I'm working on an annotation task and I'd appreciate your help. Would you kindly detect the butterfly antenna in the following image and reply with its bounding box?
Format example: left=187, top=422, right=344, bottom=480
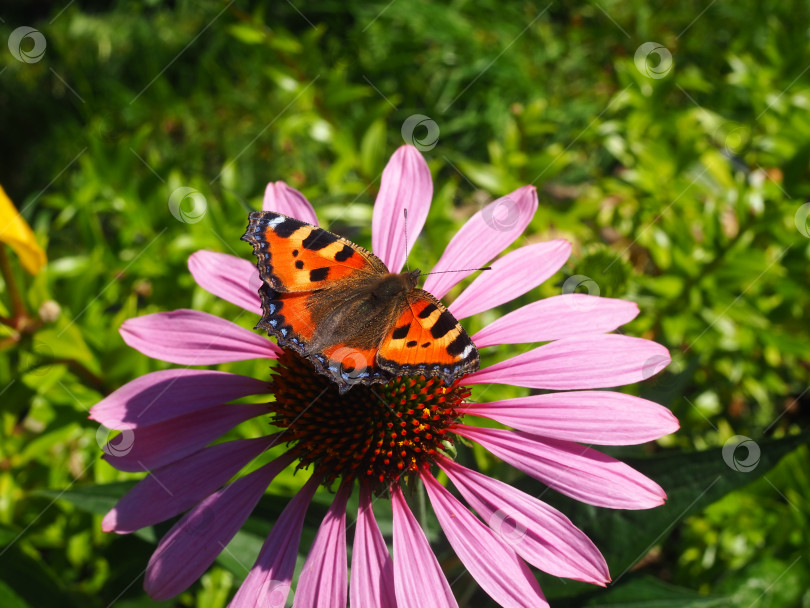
left=422, top=266, right=492, bottom=276
left=403, top=208, right=410, bottom=272
left=401, top=208, right=490, bottom=276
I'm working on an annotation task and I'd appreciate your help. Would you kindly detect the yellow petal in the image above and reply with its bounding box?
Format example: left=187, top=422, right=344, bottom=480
left=0, top=185, right=47, bottom=274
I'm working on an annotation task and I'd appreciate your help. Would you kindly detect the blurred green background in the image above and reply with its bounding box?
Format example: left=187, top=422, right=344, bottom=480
left=1, top=1, right=809, bottom=606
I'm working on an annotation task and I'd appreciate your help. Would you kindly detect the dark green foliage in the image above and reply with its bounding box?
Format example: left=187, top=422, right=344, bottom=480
left=1, top=1, right=808, bottom=606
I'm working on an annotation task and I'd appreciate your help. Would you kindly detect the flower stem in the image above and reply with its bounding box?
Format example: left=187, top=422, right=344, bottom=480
left=0, top=245, right=26, bottom=319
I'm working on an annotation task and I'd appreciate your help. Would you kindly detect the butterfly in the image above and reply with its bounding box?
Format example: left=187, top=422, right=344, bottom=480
left=242, top=211, right=480, bottom=393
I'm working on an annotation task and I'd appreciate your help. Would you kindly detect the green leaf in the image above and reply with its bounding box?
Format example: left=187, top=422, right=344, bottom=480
left=579, top=575, right=734, bottom=607
left=359, top=119, right=388, bottom=178
left=35, top=481, right=136, bottom=516
left=0, top=544, right=78, bottom=608
left=227, top=24, right=266, bottom=45
left=453, top=159, right=518, bottom=194
left=0, top=580, right=31, bottom=608
left=37, top=482, right=155, bottom=543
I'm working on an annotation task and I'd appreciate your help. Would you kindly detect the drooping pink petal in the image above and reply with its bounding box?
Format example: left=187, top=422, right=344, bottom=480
left=371, top=145, right=433, bottom=273
left=350, top=485, right=396, bottom=608
left=462, top=335, right=670, bottom=390
left=458, top=391, right=679, bottom=445
left=263, top=181, right=319, bottom=225
left=472, top=295, right=640, bottom=348
left=437, top=456, right=609, bottom=584
left=423, top=185, right=537, bottom=300
left=421, top=471, right=548, bottom=608
left=121, top=309, right=280, bottom=365
left=102, top=403, right=269, bottom=472
left=145, top=457, right=290, bottom=601
left=229, top=477, right=320, bottom=608
left=293, top=482, right=351, bottom=608
left=188, top=250, right=262, bottom=315
left=89, top=369, right=269, bottom=430
left=456, top=425, right=666, bottom=509
left=449, top=240, right=571, bottom=320
left=105, top=436, right=286, bottom=534
left=391, top=484, right=457, bottom=608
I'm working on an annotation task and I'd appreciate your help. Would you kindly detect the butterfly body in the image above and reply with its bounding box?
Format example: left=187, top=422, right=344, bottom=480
left=242, top=211, right=479, bottom=393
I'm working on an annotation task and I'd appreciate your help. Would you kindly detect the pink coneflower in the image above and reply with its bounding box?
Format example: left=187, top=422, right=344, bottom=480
left=90, top=145, right=678, bottom=607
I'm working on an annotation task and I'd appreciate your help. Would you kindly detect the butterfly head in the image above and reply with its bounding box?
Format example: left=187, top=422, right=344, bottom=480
left=405, top=268, right=421, bottom=285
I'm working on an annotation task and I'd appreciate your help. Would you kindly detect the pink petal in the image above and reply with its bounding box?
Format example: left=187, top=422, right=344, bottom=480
left=89, top=369, right=269, bottom=430
left=188, top=250, right=262, bottom=315
left=104, top=436, right=285, bottom=534
left=423, top=185, right=537, bottom=300
left=121, top=309, right=280, bottom=365
left=462, top=335, right=671, bottom=390
left=102, top=403, right=269, bottom=472
left=472, top=295, right=640, bottom=348
left=293, top=482, right=351, bottom=608
left=421, top=471, right=548, bottom=608
left=458, top=391, right=679, bottom=445
left=449, top=240, right=571, bottom=320
left=350, top=485, right=396, bottom=608
left=437, top=456, right=609, bottom=584
left=263, top=181, right=318, bottom=225
left=456, top=425, right=666, bottom=509
left=229, top=477, right=320, bottom=608
left=391, top=484, right=457, bottom=608
left=145, top=458, right=290, bottom=601
left=371, top=145, right=433, bottom=273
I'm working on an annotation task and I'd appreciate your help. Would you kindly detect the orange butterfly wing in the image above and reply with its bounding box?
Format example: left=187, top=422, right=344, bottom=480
left=242, top=211, right=385, bottom=294
left=243, top=212, right=392, bottom=389
left=243, top=211, right=480, bottom=392
left=377, top=289, right=479, bottom=386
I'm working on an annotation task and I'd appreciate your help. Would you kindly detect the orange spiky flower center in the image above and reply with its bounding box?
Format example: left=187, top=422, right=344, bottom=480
left=269, top=351, right=469, bottom=491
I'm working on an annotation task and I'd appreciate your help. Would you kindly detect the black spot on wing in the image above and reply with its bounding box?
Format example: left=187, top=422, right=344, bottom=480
left=334, top=244, right=354, bottom=262
left=392, top=323, right=411, bottom=340
left=273, top=218, right=301, bottom=238
left=418, top=303, right=438, bottom=319
left=430, top=311, right=456, bottom=339
left=309, top=267, right=330, bottom=282
left=421, top=342, right=431, bottom=348
left=302, top=229, right=340, bottom=251
left=295, top=260, right=304, bottom=269
left=446, top=333, right=470, bottom=357
left=407, top=340, right=418, bottom=348
left=292, top=249, right=299, bottom=257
